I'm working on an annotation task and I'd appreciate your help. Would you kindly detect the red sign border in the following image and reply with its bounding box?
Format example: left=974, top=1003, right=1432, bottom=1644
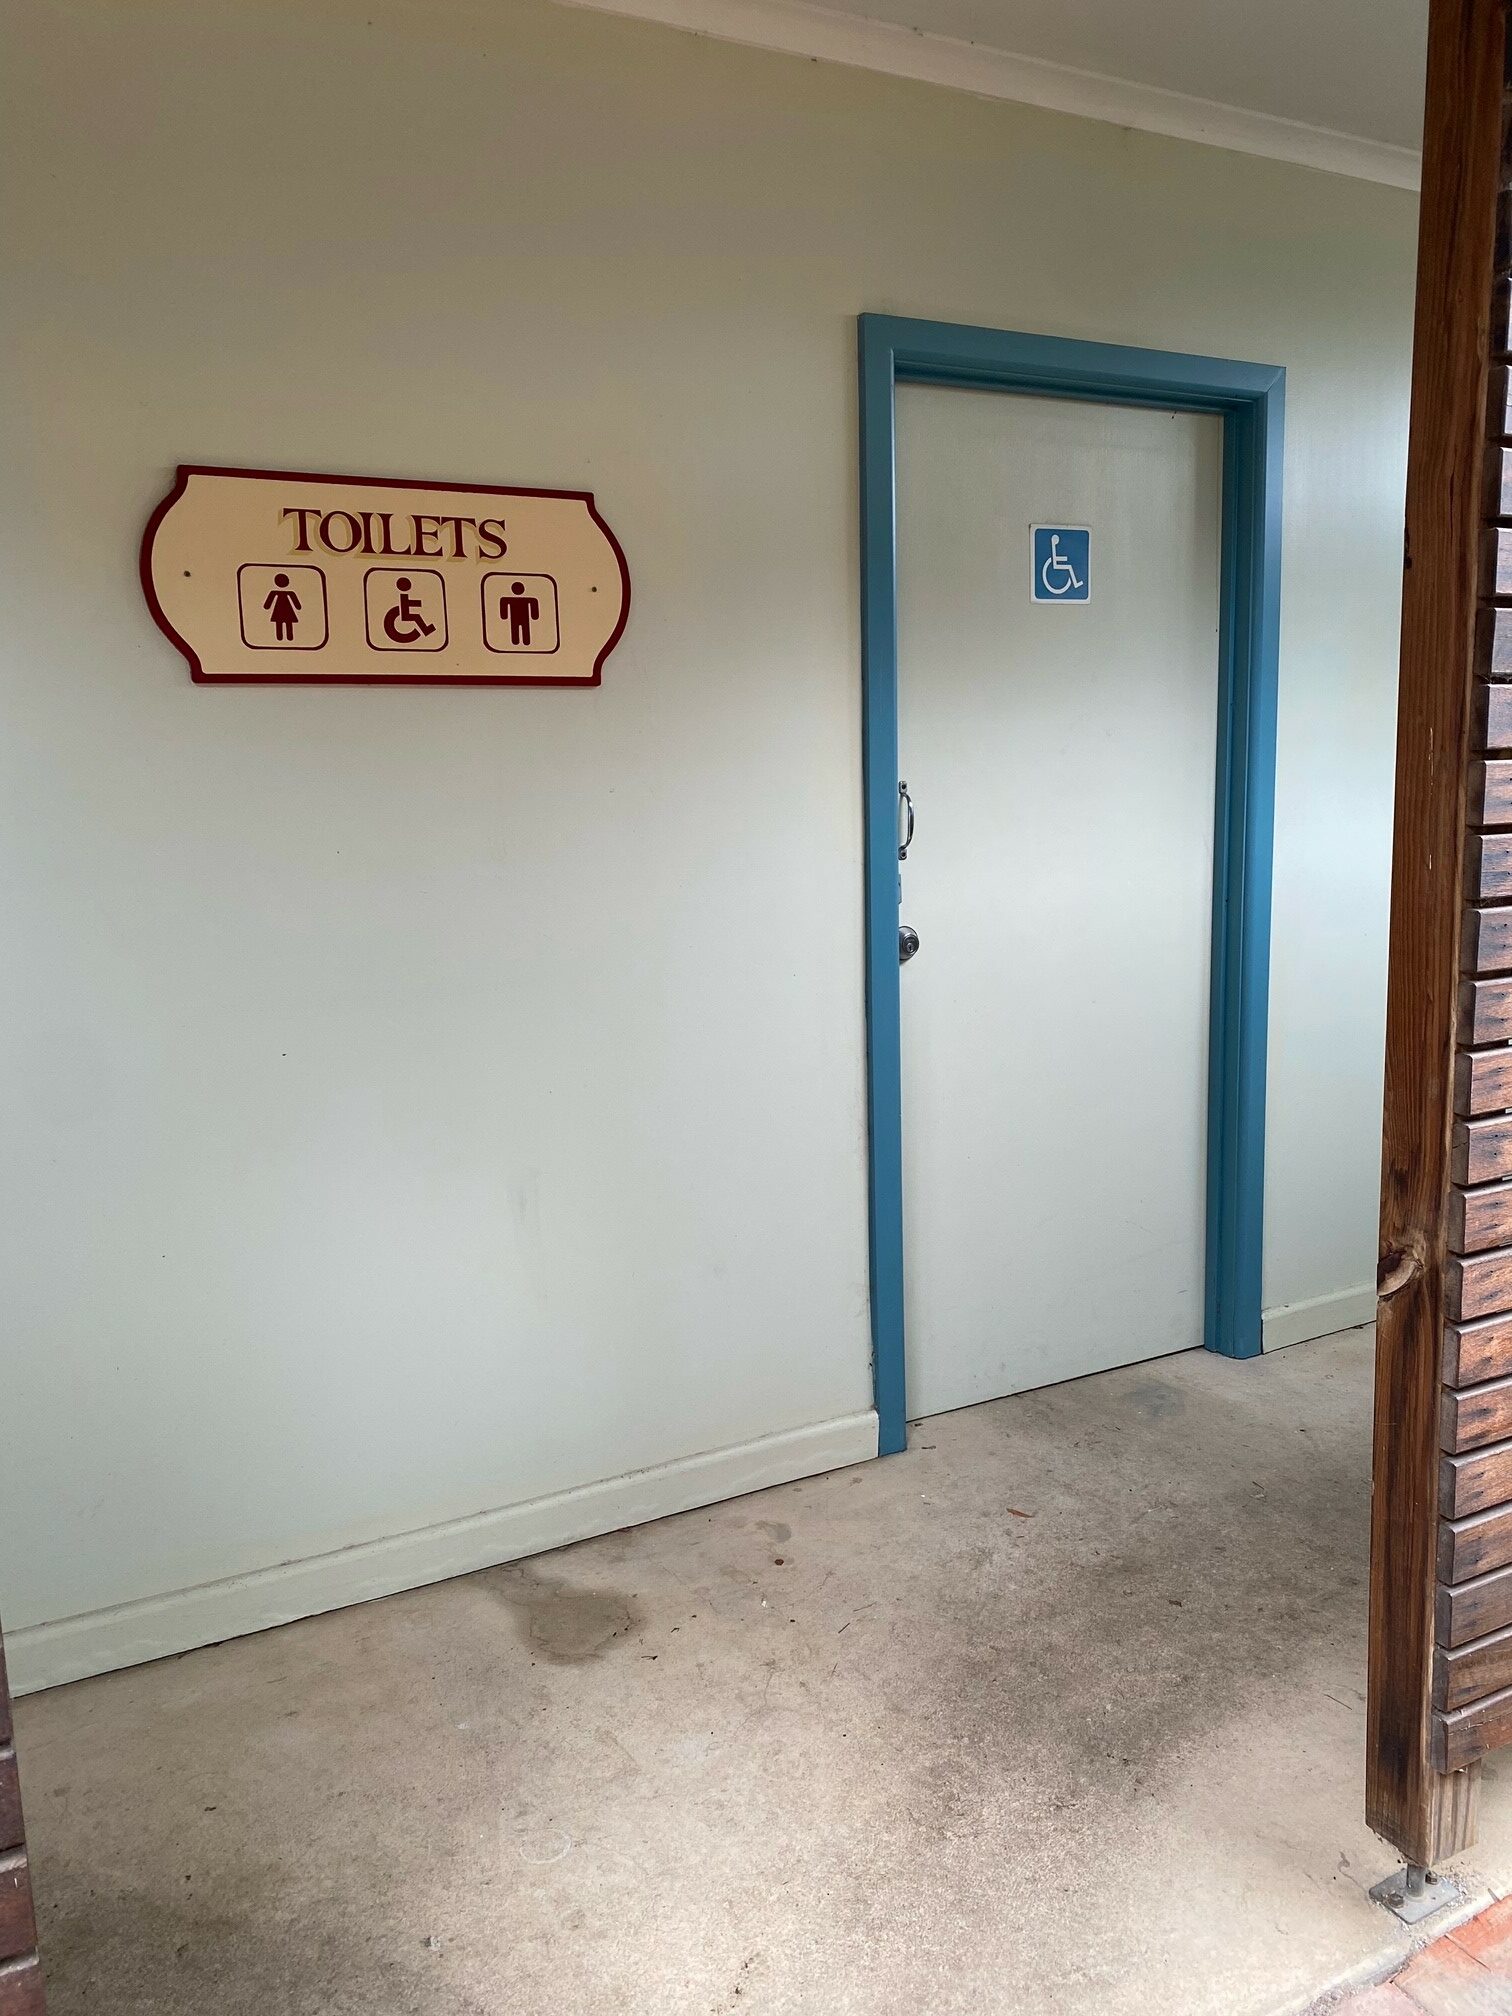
left=140, top=463, right=631, bottom=687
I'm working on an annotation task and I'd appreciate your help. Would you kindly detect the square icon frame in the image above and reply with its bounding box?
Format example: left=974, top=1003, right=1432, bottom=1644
left=481, top=572, right=560, bottom=655
left=363, top=567, right=449, bottom=652
left=237, top=563, right=329, bottom=650
left=1030, top=524, right=1092, bottom=604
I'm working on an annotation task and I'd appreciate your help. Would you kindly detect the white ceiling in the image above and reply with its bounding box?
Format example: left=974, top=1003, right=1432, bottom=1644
left=818, top=0, right=1428, bottom=149
left=564, top=0, right=1429, bottom=185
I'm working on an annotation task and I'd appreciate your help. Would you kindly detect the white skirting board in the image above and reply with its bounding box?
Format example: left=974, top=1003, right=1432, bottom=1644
left=1261, top=1285, right=1376, bottom=1352
left=7, top=1409, right=879, bottom=1696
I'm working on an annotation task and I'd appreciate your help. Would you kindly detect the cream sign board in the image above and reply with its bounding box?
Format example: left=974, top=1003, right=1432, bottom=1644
left=142, top=465, right=630, bottom=685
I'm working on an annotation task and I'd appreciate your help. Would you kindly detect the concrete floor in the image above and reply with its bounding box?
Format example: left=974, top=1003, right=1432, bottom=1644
left=15, top=1327, right=1512, bottom=2016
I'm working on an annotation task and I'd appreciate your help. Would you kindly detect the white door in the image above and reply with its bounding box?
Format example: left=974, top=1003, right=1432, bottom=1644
left=896, top=386, right=1223, bottom=1418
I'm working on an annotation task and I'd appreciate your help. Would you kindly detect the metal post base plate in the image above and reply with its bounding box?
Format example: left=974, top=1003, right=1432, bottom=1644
left=1369, top=1866, right=1461, bottom=1924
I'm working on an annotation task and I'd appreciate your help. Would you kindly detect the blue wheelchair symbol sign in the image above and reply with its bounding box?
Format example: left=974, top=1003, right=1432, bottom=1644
left=1031, top=525, right=1090, bottom=603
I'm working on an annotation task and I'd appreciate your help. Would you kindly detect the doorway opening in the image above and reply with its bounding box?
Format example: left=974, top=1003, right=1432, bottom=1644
left=858, top=314, right=1286, bottom=1452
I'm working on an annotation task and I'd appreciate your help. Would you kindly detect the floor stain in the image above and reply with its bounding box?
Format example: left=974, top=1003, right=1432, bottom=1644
left=31, top=1851, right=491, bottom=2016
left=1126, top=1380, right=1185, bottom=1420
left=487, top=1564, right=640, bottom=1664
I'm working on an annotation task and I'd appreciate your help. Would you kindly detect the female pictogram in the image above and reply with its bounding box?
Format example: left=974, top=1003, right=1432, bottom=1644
left=263, top=573, right=302, bottom=641
left=237, top=564, right=329, bottom=651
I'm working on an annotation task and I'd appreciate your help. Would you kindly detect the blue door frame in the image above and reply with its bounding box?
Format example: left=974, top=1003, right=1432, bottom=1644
left=859, top=313, right=1285, bottom=1456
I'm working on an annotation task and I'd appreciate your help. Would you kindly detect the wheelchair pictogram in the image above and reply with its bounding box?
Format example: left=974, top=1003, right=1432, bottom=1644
left=1031, top=526, right=1091, bottom=604
left=363, top=567, right=447, bottom=652
left=1040, top=535, right=1082, bottom=596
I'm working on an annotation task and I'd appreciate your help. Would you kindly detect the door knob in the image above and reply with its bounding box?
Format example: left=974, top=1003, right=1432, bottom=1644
left=899, top=925, right=920, bottom=964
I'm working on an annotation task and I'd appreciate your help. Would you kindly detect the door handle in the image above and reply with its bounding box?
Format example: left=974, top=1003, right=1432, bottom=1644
left=898, top=780, right=915, bottom=862
left=899, top=924, right=920, bottom=964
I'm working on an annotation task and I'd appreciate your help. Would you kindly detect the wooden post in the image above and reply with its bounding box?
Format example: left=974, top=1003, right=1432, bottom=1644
left=1370, top=0, right=1510, bottom=1866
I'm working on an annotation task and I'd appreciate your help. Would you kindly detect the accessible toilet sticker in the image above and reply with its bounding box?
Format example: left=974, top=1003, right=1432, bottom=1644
left=1031, top=524, right=1091, bottom=603
left=142, top=466, right=629, bottom=684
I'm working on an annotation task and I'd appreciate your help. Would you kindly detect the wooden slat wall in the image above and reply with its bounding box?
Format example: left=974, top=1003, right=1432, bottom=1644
left=1386, top=15, right=1512, bottom=1793
left=1431, top=58, right=1512, bottom=1783
left=1448, top=1246, right=1512, bottom=1317
left=0, top=1632, right=46, bottom=2016
left=1462, top=975, right=1512, bottom=1042
left=1370, top=0, right=1511, bottom=1864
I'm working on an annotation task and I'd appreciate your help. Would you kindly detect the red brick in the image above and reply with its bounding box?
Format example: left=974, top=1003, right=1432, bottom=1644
left=0, top=1858, right=34, bottom=1970
left=1396, top=1934, right=1505, bottom=2016
left=1449, top=1893, right=1512, bottom=1971
left=1333, top=1985, right=1429, bottom=2013
left=0, top=1954, right=46, bottom=2016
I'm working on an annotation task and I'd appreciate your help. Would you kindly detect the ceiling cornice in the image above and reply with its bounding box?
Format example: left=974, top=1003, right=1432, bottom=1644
left=556, top=0, right=1421, bottom=191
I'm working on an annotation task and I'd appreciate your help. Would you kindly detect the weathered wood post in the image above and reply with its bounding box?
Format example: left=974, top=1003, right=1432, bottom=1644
left=1371, top=0, right=1512, bottom=1873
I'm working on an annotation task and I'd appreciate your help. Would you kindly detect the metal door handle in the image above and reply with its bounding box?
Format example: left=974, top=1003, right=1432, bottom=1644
left=899, top=925, right=920, bottom=964
left=898, top=780, right=915, bottom=861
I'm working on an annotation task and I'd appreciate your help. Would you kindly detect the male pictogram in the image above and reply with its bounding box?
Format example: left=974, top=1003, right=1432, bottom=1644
left=383, top=577, right=436, bottom=645
left=498, top=581, right=540, bottom=647
left=481, top=572, right=559, bottom=655
left=264, top=573, right=302, bottom=641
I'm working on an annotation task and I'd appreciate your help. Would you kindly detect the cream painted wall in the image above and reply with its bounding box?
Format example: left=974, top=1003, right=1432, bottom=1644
left=0, top=0, right=1414, bottom=1682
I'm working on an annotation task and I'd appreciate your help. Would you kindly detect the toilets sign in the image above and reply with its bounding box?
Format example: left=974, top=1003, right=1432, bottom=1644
left=142, top=465, right=630, bottom=684
left=1031, top=525, right=1091, bottom=603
